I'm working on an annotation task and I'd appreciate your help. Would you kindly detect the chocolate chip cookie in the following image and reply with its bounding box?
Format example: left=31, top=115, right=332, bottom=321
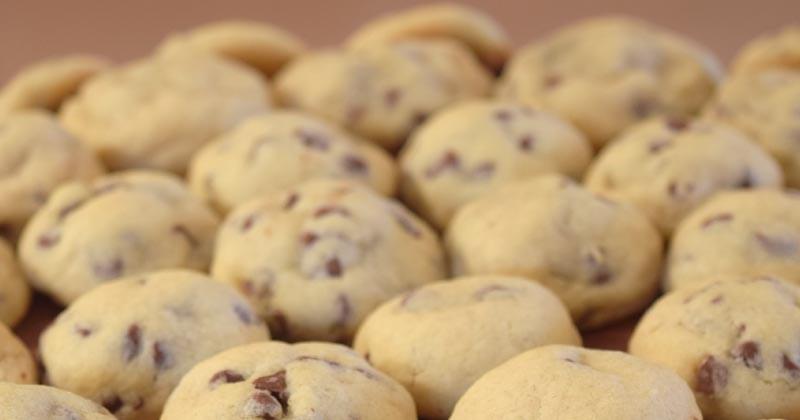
left=0, top=322, right=36, bottom=384
left=0, top=238, right=29, bottom=326
left=0, top=383, right=116, bottom=420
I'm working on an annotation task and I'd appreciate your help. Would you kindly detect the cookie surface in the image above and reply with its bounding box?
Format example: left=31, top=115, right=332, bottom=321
left=450, top=345, right=702, bottom=420
left=0, top=383, right=116, bottom=420
left=731, top=25, right=800, bottom=74
left=630, top=276, right=800, bottom=420
left=212, top=179, right=446, bottom=342
left=60, top=50, right=271, bottom=173
left=399, top=100, right=592, bottom=228
left=0, top=239, right=29, bottom=326
left=0, top=322, right=36, bottom=384
left=40, top=270, right=269, bottom=420
left=497, top=16, right=721, bottom=148
left=446, top=175, right=662, bottom=330
left=189, top=111, right=397, bottom=213
left=0, top=110, right=104, bottom=241
left=354, top=275, right=581, bottom=419
left=275, top=40, right=491, bottom=150
left=162, top=341, right=416, bottom=420
left=585, top=117, right=783, bottom=234
left=19, top=171, right=219, bottom=304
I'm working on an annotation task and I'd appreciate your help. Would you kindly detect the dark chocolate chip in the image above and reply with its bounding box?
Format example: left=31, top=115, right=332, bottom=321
left=93, top=257, right=124, bottom=280
left=341, top=155, right=368, bottom=175
left=102, top=395, right=123, bottom=413
left=122, top=324, right=142, bottom=362
left=424, top=150, right=460, bottom=179
left=783, top=353, right=800, bottom=377
left=300, top=232, right=319, bottom=247
left=284, top=193, right=299, bottom=210
left=244, top=392, right=283, bottom=419
left=295, top=128, right=330, bottom=151
left=241, top=214, right=258, bottom=232
left=695, top=355, right=728, bottom=395
left=37, top=231, right=61, bottom=248
left=665, top=118, right=689, bottom=131
left=494, top=109, right=513, bottom=122
left=153, top=341, right=174, bottom=371
left=313, top=206, right=351, bottom=218
left=732, top=341, right=762, bottom=370
left=384, top=88, right=402, bottom=107
left=74, top=325, right=93, bottom=338
left=209, top=369, right=245, bottom=389
left=518, top=135, right=535, bottom=151
left=648, top=138, right=672, bottom=153
left=325, top=258, right=343, bottom=277
left=233, top=303, right=255, bottom=324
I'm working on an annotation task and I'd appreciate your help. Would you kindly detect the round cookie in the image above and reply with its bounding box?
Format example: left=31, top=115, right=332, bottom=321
left=630, top=276, right=800, bottom=420
left=667, top=189, right=800, bottom=291
left=0, top=238, right=30, bottom=326
left=60, top=50, right=271, bottom=173
left=158, top=20, right=306, bottom=77
left=399, top=100, right=592, bottom=228
left=353, top=275, right=581, bottom=419
left=731, top=25, right=800, bottom=74
left=189, top=111, right=397, bottom=214
left=39, top=270, right=269, bottom=420
left=162, top=341, right=416, bottom=420
left=346, top=3, right=511, bottom=72
left=212, top=179, right=447, bottom=342
left=0, top=110, right=104, bottom=241
left=450, top=345, right=702, bottom=420
left=0, top=383, right=116, bottom=420
left=0, top=322, right=36, bottom=384
left=585, top=117, right=783, bottom=235
left=445, top=175, right=662, bottom=330
left=275, top=40, right=492, bottom=150
left=0, top=54, right=108, bottom=119
left=497, top=16, right=722, bottom=148
left=19, top=171, right=219, bottom=305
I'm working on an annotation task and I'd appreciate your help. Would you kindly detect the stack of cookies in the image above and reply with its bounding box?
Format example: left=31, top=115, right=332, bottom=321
left=0, top=4, right=798, bottom=420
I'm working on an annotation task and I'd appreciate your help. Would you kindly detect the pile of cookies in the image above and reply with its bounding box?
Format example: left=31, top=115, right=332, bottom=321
left=1, top=3, right=799, bottom=419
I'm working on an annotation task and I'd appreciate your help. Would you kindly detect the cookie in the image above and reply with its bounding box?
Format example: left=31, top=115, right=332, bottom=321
left=0, top=322, right=36, bottom=384
left=158, top=20, right=305, bottom=77
left=630, top=276, right=800, bottom=420
left=40, top=270, right=269, bottom=420
left=450, top=345, right=702, bottom=420
left=497, top=16, right=722, bottom=148
left=0, top=383, right=116, bottom=420
left=162, top=341, right=416, bottom=420
left=0, top=238, right=30, bottom=326
left=706, top=69, right=800, bottom=186
left=667, top=189, right=800, bottom=291
left=347, top=3, right=511, bottom=72
left=585, top=117, right=783, bottom=235
left=0, top=55, right=108, bottom=119
left=212, top=179, right=446, bottom=342
left=399, top=100, right=592, bottom=228
left=275, top=40, right=492, bottom=150
left=19, top=171, right=219, bottom=304
left=60, top=50, right=271, bottom=173
left=445, top=175, right=662, bottom=330
left=189, top=111, right=397, bottom=214
left=353, top=275, right=581, bottom=419
left=731, top=25, right=800, bottom=74
left=0, top=110, right=104, bottom=241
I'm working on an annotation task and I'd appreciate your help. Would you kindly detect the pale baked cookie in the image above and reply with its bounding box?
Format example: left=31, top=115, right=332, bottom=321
left=347, top=3, right=511, bottom=72
left=0, top=322, right=36, bottom=384
left=0, top=110, right=104, bottom=241
left=399, top=100, right=592, bottom=228
left=0, top=54, right=108, bottom=119
left=353, top=275, right=581, bottom=419
left=450, top=345, right=702, bottom=420
left=0, top=239, right=29, bottom=327
left=189, top=111, right=397, bottom=214
left=275, top=40, right=492, bottom=150
left=19, top=171, right=219, bottom=305
left=60, top=50, right=271, bottom=173
left=158, top=20, right=306, bottom=77
left=585, top=117, right=783, bottom=235
left=162, top=341, right=416, bottom=420
left=0, top=383, right=116, bottom=420
left=497, top=16, right=722, bottom=148
left=212, top=179, right=446, bottom=342
left=667, top=189, right=800, bottom=291
left=445, top=175, right=662, bottom=330
left=630, top=276, right=800, bottom=420
left=731, top=25, right=800, bottom=74
left=40, top=270, right=269, bottom=420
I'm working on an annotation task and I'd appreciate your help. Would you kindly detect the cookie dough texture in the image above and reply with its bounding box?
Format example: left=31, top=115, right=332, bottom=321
left=446, top=175, right=662, bottom=330
left=400, top=100, right=592, bottom=228
left=60, top=50, right=271, bottom=173
left=0, top=239, right=30, bottom=326
left=667, top=189, right=800, bottom=291
left=450, top=345, right=702, bottom=420
left=585, top=117, right=783, bottom=235
left=731, top=25, right=800, bottom=74
left=353, top=276, right=581, bottom=419
left=40, top=270, right=269, bottom=420
left=158, top=20, right=306, bottom=77
left=0, top=110, right=104, bottom=241
left=189, top=111, right=397, bottom=214
left=0, top=322, right=36, bottom=384
left=347, top=3, right=511, bottom=72
left=275, top=40, right=492, bottom=150
left=162, top=341, right=416, bottom=420
left=497, top=16, right=722, bottom=148
left=630, top=276, right=800, bottom=420
left=0, top=383, right=116, bottom=420
left=19, top=171, right=219, bottom=305
left=212, top=179, right=446, bottom=342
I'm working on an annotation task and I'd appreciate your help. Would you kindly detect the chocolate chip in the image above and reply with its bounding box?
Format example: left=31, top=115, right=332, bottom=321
left=737, top=169, right=755, bottom=188
left=543, top=74, right=562, bottom=89
left=518, top=135, right=535, bottom=151
left=122, top=324, right=142, bottom=362
left=585, top=248, right=613, bottom=285
left=695, top=355, right=728, bottom=395
left=102, top=395, right=123, bottom=413
left=710, top=295, right=724, bottom=304
left=209, top=369, right=245, bottom=389
left=241, top=214, right=258, bottom=232
left=325, top=258, right=343, bottom=277
left=631, top=97, right=657, bottom=119
left=784, top=353, right=800, bottom=377
left=37, top=231, right=60, bottom=248
left=700, top=213, right=733, bottom=229
left=269, top=311, right=290, bottom=339
left=300, top=232, right=319, bottom=247
left=284, top=193, right=299, bottom=210
left=295, top=128, right=330, bottom=151
left=424, top=150, right=460, bottom=178
left=384, top=88, right=401, bottom=107
left=410, top=112, right=429, bottom=130
left=494, top=109, right=513, bottom=122
left=243, top=392, right=283, bottom=419
left=754, top=232, right=798, bottom=256
left=253, top=370, right=287, bottom=395
left=74, top=325, right=93, bottom=337
left=346, top=105, right=366, bottom=125
left=152, top=341, right=174, bottom=371
left=667, top=181, right=695, bottom=198
left=341, top=155, right=368, bottom=175
left=665, top=118, right=689, bottom=131
left=393, top=213, right=422, bottom=239
left=93, top=257, right=124, bottom=280
left=732, top=341, right=762, bottom=370
left=233, top=303, right=255, bottom=324
left=172, top=224, right=198, bottom=247
left=313, top=206, right=351, bottom=218
left=648, top=138, right=672, bottom=153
